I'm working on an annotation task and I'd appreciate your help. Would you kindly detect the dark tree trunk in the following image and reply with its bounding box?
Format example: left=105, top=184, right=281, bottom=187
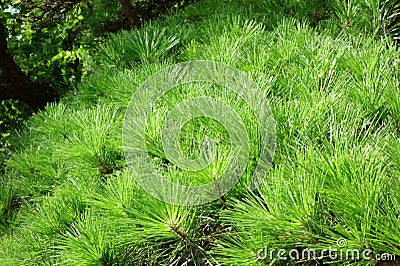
left=0, top=19, right=58, bottom=110
left=118, top=0, right=141, bottom=28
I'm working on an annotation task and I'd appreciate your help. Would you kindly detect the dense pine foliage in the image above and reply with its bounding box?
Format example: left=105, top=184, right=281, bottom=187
left=1, top=0, right=400, bottom=265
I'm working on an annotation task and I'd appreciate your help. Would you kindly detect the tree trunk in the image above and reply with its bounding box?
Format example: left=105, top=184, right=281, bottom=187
left=118, top=0, right=141, bottom=28
left=0, top=19, right=58, bottom=110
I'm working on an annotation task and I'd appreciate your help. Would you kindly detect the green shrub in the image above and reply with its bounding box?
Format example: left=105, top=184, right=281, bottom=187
left=1, top=0, right=400, bottom=265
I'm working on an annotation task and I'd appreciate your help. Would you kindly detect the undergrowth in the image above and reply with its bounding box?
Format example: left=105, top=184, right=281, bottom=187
left=1, top=0, right=400, bottom=265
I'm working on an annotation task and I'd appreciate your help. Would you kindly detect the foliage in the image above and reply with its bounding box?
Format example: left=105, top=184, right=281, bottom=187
left=382, top=0, right=400, bottom=41
left=1, top=0, right=400, bottom=265
left=0, top=0, right=115, bottom=89
left=0, top=100, right=31, bottom=173
left=0, top=0, right=193, bottom=168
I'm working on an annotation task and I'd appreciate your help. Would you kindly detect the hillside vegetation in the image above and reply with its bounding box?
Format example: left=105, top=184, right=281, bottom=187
left=1, top=0, right=400, bottom=265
